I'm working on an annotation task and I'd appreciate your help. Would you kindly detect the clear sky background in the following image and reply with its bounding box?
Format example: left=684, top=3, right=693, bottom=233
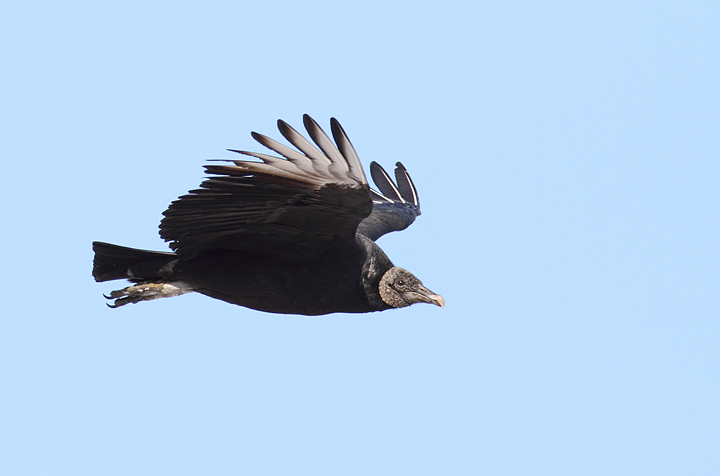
left=1, top=1, right=718, bottom=474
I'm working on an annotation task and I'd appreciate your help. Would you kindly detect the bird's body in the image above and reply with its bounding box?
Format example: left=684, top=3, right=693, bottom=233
left=93, top=115, right=443, bottom=315
left=173, top=235, right=388, bottom=314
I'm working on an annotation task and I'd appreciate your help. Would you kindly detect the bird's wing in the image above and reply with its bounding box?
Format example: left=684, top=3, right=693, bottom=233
left=159, top=115, right=372, bottom=262
left=356, top=162, right=421, bottom=241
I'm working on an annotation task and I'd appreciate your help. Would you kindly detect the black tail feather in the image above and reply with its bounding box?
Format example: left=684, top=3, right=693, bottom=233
left=92, top=242, right=176, bottom=282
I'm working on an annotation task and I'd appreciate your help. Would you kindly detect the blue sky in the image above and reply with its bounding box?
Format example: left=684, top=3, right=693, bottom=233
left=1, top=0, right=718, bottom=474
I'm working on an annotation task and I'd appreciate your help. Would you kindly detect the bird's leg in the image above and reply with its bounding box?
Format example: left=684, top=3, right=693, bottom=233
left=104, top=282, right=193, bottom=308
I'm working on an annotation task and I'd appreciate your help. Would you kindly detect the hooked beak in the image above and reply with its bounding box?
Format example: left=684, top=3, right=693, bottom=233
left=415, top=284, right=445, bottom=308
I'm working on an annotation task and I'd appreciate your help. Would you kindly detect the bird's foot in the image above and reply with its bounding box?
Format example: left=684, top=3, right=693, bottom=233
left=104, top=282, right=193, bottom=308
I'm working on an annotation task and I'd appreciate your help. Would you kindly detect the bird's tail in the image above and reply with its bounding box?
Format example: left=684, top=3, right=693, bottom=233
left=92, top=241, right=177, bottom=282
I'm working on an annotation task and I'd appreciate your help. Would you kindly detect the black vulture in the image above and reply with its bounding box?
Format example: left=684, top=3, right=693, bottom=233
left=92, top=115, right=444, bottom=315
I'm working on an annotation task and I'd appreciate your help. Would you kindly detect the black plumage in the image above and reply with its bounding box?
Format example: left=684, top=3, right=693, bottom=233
left=92, top=115, right=443, bottom=315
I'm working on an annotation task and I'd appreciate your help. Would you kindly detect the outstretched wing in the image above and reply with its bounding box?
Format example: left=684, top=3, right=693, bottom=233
left=356, top=162, right=421, bottom=241
left=160, top=115, right=372, bottom=262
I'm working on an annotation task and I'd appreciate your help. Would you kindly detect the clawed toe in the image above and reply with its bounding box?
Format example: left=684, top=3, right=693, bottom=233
left=106, top=295, right=143, bottom=308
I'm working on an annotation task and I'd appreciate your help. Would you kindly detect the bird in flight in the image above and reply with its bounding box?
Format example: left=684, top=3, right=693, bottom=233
left=92, top=115, right=444, bottom=315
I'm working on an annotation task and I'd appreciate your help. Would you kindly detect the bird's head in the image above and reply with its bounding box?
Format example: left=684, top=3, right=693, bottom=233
left=378, top=267, right=445, bottom=309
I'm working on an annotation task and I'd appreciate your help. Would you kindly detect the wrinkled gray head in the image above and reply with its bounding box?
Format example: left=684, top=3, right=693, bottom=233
left=378, top=267, right=444, bottom=309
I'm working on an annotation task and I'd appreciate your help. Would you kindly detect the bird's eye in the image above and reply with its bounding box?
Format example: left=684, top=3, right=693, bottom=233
left=396, top=279, right=406, bottom=289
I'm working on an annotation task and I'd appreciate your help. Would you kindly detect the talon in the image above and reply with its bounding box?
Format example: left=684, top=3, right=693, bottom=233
left=101, top=282, right=192, bottom=308
left=106, top=295, right=142, bottom=308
